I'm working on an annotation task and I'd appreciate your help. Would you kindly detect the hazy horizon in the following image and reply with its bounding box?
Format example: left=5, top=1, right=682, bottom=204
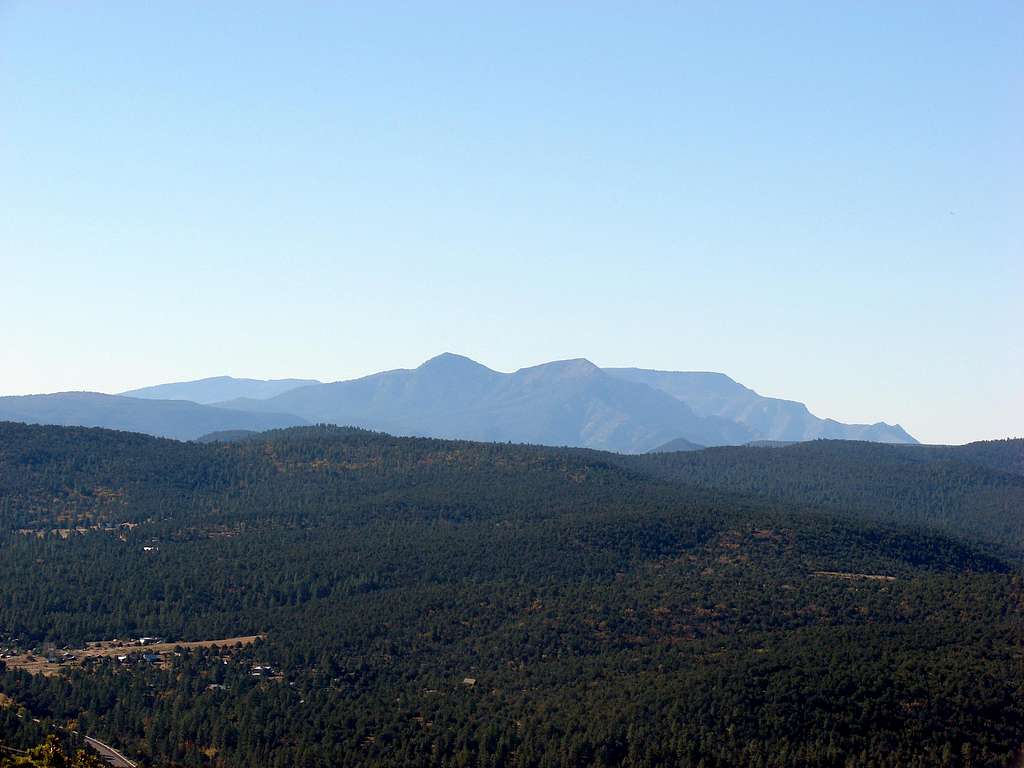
left=2, top=3, right=1021, bottom=445
left=0, top=351, right=1007, bottom=446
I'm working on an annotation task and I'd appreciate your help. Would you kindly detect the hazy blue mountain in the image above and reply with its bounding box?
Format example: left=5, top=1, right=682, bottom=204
left=121, top=375, right=320, bottom=404
left=196, top=429, right=261, bottom=443
left=59, top=354, right=919, bottom=450
left=0, top=392, right=307, bottom=441
left=647, top=436, right=705, bottom=453
left=218, top=353, right=755, bottom=453
left=605, top=368, right=917, bottom=444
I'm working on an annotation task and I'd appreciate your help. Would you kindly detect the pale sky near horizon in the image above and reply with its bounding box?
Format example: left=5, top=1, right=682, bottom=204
left=1, top=2, right=1021, bottom=445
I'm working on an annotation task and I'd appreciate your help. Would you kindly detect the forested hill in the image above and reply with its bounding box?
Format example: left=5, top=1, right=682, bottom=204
left=935, top=437, right=1024, bottom=476
left=0, top=423, right=1021, bottom=767
left=2, top=422, right=1020, bottom=552
left=626, top=438, right=1024, bottom=553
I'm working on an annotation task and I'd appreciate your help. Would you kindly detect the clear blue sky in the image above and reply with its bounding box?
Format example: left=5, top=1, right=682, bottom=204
left=1, top=2, right=1021, bottom=444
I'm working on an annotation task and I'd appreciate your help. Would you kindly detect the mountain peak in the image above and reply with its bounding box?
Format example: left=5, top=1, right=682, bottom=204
left=417, top=353, right=495, bottom=374
left=516, top=358, right=601, bottom=377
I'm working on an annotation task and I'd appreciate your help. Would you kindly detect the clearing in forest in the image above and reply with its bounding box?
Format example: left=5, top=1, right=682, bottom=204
left=3, top=635, right=264, bottom=676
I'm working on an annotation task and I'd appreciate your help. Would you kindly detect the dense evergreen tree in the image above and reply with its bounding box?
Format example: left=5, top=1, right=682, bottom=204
left=0, top=423, right=1021, bottom=766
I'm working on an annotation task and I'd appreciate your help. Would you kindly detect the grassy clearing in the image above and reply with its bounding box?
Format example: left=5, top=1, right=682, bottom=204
left=4, top=635, right=264, bottom=677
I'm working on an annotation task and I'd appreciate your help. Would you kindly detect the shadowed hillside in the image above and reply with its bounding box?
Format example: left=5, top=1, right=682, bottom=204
left=627, top=439, right=1024, bottom=551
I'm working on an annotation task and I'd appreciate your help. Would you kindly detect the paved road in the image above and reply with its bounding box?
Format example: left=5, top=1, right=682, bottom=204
left=84, top=737, right=136, bottom=768
left=13, top=700, right=137, bottom=767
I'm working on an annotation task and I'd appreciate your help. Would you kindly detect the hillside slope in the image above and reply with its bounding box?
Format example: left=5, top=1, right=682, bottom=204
left=0, top=392, right=307, bottom=440
left=627, top=439, right=1024, bottom=550
left=606, top=368, right=916, bottom=444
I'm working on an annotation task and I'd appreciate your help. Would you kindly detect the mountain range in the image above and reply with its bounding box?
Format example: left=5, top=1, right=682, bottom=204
left=607, top=368, right=918, bottom=444
left=0, top=353, right=916, bottom=450
left=0, top=392, right=307, bottom=441
left=121, top=375, right=320, bottom=404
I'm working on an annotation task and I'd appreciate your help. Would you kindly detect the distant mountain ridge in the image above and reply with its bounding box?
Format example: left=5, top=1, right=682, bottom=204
left=209, top=353, right=915, bottom=451
left=216, top=354, right=753, bottom=453
left=605, top=368, right=915, bottom=444
left=0, top=354, right=918, bottom=450
left=121, top=375, right=320, bottom=404
left=0, top=392, right=307, bottom=441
